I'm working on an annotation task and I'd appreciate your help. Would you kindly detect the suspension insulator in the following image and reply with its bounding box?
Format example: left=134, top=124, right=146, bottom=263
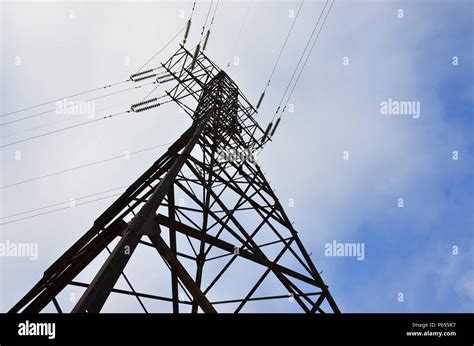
left=132, top=74, right=157, bottom=82
left=270, top=118, right=281, bottom=137
left=202, top=30, right=211, bottom=51
left=183, top=20, right=191, bottom=44
left=130, top=69, right=154, bottom=81
left=131, top=98, right=158, bottom=111
left=262, top=122, right=273, bottom=143
left=134, top=102, right=161, bottom=113
left=191, top=44, right=200, bottom=70
left=256, top=91, right=265, bottom=110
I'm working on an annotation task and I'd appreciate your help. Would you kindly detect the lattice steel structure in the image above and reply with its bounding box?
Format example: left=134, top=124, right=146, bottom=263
left=10, top=46, right=339, bottom=313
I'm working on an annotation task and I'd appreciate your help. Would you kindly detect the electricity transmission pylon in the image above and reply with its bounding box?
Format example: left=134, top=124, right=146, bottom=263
left=10, top=46, right=339, bottom=313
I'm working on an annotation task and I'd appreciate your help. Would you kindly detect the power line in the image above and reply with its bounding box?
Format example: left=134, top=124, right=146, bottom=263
left=2, top=80, right=169, bottom=140
left=226, top=0, right=253, bottom=71
left=1, top=22, right=194, bottom=121
left=1, top=114, right=85, bottom=140
left=255, top=0, right=305, bottom=110
left=0, top=80, right=129, bottom=119
left=200, top=0, right=214, bottom=41
left=272, top=0, right=329, bottom=122
left=263, top=0, right=334, bottom=145
left=0, top=99, right=136, bottom=141
left=0, top=192, right=125, bottom=226
left=210, top=1, right=220, bottom=30
left=0, top=84, right=165, bottom=140
left=188, top=0, right=213, bottom=69
left=140, top=83, right=162, bottom=102
left=0, top=186, right=127, bottom=220
left=0, top=171, right=194, bottom=226
left=0, top=110, right=127, bottom=148
left=280, top=0, right=335, bottom=117
left=0, top=96, right=171, bottom=149
left=267, top=0, right=305, bottom=88
left=0, top=141, right=173, bottom=190
left=190, top=1, right=216, bottom=70
left=136, top=24, right=187, bottom=73
left=202, top=0, right=220, bottom=51
left=0, top=81, right=157, bottom=127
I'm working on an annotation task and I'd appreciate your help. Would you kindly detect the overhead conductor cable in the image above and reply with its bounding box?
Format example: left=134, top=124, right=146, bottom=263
left=203, top=1, right=220, bottom=51
left=256, top=0, right=304, bottom=111
left=191, top=1, right=215, bottom=70
left=272, top=0, right=331, bottom=123
left=268, top=0, right=334, bottom=143
left=281, top=0, right=335, bottom=117
left=226, top=0, right=253, bottom=71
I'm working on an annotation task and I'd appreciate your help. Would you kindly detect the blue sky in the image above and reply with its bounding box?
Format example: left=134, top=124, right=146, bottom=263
left=338, top=1, right=474, bottom=312
left=0, top=0, right=472, bottom=313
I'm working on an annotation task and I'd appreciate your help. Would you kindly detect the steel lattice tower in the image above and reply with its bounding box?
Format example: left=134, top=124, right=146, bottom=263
left=10, top=46, right=339, bottom=313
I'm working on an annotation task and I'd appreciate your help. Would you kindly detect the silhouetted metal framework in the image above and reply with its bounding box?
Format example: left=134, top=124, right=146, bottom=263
left=10, top=46, right=339, bottom=313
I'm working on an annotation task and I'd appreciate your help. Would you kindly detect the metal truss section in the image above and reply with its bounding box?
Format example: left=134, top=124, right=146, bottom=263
left=10, top=47, right=339, bottom=314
